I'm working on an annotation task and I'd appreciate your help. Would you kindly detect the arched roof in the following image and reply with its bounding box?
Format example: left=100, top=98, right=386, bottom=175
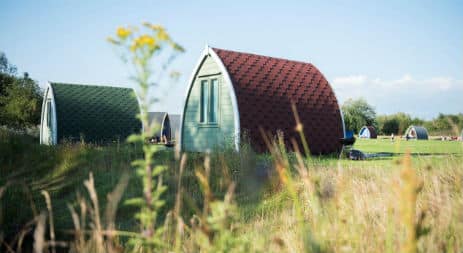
left=359, top=126, right=377, bottom=138
left=168, top=114, right=181, bottom=139
left=405, top=125, right=429, bottom=140
left=149, top=112, right=168, bottom=128
left=212, top=48, right=344, bottom=154
left=49, top=82, right=141, bottom=143
left=148, top=111, right=170, bottom=136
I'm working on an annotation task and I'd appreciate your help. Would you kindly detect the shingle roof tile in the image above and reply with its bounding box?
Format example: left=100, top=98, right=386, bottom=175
left=50, top=82, right=141, bottom=144
left=212, top=48, right=344, bottom=154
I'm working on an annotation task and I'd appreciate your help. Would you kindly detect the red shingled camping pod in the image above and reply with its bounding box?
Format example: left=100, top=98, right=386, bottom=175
left=180, top=46, right=345, bottom=155
left=359, top=126, right=377, bottom=139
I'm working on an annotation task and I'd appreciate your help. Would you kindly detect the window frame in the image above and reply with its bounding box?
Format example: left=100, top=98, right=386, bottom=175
left=198, top=75, right=220, bottom=127
left=46, top=100, right=52, bottom=128
left=208, top=78, right=219, bottom=124
left=199, top=79, right=209, bottom=124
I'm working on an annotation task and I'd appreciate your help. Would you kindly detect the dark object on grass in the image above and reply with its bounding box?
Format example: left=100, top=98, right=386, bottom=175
left=344, top=130, right=354, bottom=139
left=339, top=136, right=356, bottom=159
left=340, top=136, right=356, bottom=146
left=349, top=149, right=366, bottom=160
left=165, top=142, right=175, bottom=148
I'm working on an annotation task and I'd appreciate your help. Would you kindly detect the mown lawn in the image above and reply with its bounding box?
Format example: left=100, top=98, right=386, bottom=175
left=308, top=138, right=463, bottom=168
left=354, top=138, right=463, bottom=155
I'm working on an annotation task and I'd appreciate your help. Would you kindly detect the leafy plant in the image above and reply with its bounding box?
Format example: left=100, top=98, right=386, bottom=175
left=108, top=23, right=184, bottom=251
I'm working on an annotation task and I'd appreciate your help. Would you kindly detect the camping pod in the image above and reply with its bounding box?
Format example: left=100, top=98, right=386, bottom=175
left=169, top=114, right=181, bottom=141
left=40, top=82, right=141, bottom=145
left=358, top=126, right=377, bottom=139
left=180, top=46, right=345, bottom=154
left=148, top=112, right=172, bottom=142
left=404, top=125, right=429, bottom=140
left=148, top=112, right=181, bottom=144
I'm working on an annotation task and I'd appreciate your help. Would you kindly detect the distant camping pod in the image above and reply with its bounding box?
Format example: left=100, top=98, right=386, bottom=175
left=148, top=112, right=180, bottom=144
left=40, top=82, right=141, bottom=145
left=180, top=46, right=345, bottom=154
left=148, top=112, right=171, bottom=143
left=404, top=125, right=429, bottom=140
left=358, top=126, right=377, bottom=139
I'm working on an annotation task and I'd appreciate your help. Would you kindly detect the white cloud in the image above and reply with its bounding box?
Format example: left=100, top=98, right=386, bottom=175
left=422, top=77, right=453, bottom=90
left=332, top=74, right=461, bottom=93
left=393, top=74, right=414, bottom=85
left=332, top=75, right=367, bottom=86
left=330, top=74, right=463, bottom=119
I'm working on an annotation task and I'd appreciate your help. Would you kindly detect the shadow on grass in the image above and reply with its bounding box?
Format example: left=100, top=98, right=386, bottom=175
left=365, top=152, right=462, bottom=160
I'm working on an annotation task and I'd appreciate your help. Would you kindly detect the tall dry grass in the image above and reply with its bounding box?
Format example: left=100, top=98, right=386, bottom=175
left=242, top=148, right=463, bottom=252
left=1, top=124, right=462, bottom=253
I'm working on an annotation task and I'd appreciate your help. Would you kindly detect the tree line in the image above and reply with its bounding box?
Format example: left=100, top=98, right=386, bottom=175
left=0, top=52, right=42, bottom=129
left=342, top=98, right=463, bottom=136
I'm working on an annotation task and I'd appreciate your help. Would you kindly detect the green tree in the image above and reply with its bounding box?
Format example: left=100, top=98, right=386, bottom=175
left=377, top=112, right=463, bottom=136
left=0, top=52, right=42, bottom=129
left=377, top=115, right=399, bottom=135
left=377, top=112, right=428, bottom=135
left=425, top=113, right=463, bottom=135
left=0, top=52, right=17, bottom=97
left=377, top=112, right=411, bottom=135
left=341, top=98, right=377, bottom=133
left=0, top=52, right=17, bottom=75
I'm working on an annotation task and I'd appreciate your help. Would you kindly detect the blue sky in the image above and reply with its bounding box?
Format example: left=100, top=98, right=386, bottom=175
left=1, top=0, right=462, bottom=119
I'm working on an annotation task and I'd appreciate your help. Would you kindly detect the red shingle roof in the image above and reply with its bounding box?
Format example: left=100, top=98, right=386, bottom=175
left=212, top=48, right=343, bottom=154
left=366, top=126, right=377, bottom=139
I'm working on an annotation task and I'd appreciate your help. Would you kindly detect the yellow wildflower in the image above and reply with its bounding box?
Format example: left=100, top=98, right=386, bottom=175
left=157, top=29, right=169, bottom=41
left=139, top=35, right=156, bottom=48
left=150, top=24, right=163, bottom=31
left=117, top=27, right=131, bottom=39
left=130, top=35, right=156, bottom=52
left=130, top=41, right=138, bottom=52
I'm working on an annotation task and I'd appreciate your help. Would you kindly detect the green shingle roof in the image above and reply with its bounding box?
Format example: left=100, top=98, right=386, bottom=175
left=50, top=82, right=141, bottom=143
left=405, top=125, right=429, bottom=140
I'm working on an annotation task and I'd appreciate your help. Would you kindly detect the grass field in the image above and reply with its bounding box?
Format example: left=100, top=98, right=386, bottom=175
left=1, top=130, right=462, bottom=252
left=355, top=138, right=463, bottom=156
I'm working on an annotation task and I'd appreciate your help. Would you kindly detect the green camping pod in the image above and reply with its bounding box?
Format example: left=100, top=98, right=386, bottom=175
left=40, top=82, right=141, bottom=145
left=404, top=125, right=429, bottom=140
